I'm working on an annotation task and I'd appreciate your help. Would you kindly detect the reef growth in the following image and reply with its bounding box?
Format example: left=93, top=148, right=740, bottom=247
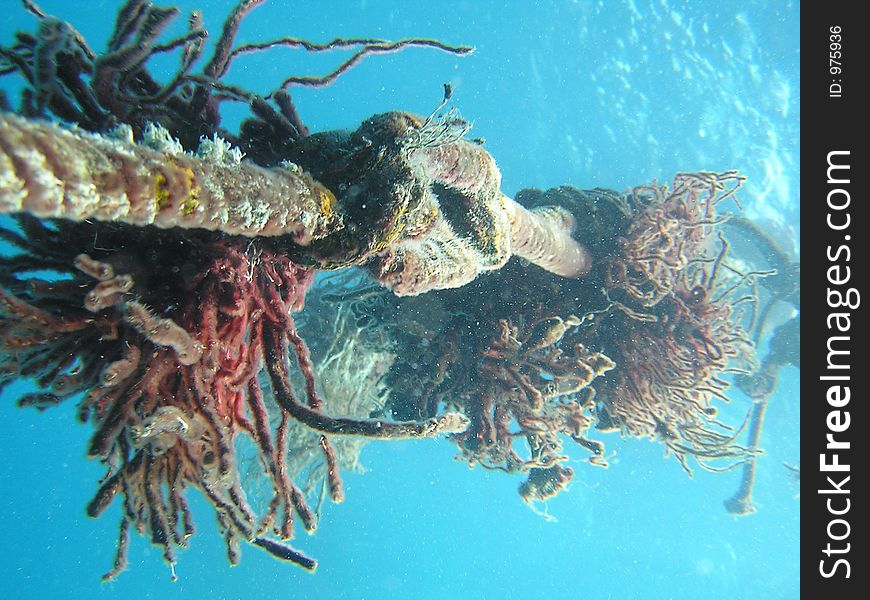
left=1, top=0, right=784, bottom=582
left=356, top=173, right=764, bottom=510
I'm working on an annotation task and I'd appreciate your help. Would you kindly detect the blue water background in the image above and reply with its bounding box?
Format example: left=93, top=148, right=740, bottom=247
left=1, top=1, right=799, bottom=599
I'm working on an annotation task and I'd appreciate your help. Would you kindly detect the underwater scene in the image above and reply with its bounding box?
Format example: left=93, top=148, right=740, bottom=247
left=0, top=1, right=799, bottom=599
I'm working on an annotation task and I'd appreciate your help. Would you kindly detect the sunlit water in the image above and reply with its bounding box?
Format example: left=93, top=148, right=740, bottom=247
left=1, top=1, right=799, bottom=599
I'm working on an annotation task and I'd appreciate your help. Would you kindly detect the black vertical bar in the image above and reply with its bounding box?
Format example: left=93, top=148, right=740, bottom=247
left=803, top=3, right=865, bottom=597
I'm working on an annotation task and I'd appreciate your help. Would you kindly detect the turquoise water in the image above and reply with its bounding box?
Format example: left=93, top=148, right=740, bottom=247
left=1, top=1, right=799, bottom=599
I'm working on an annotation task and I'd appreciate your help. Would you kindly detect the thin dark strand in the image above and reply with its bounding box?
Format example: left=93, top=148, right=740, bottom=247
left=204, top=0, right=268, bottom=80
left=101, top=517, right=130, bottom=582
left=150, top=28, right=207, bottom=56
left=184, top=74, right=257, bottom=102
left=275, top=39, right=473, bottom=91
left=263, top=328, right=467, bottom=439
left=253, top=537, right=317, bottom=571
left=21, top=0, right=47, bottom=19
